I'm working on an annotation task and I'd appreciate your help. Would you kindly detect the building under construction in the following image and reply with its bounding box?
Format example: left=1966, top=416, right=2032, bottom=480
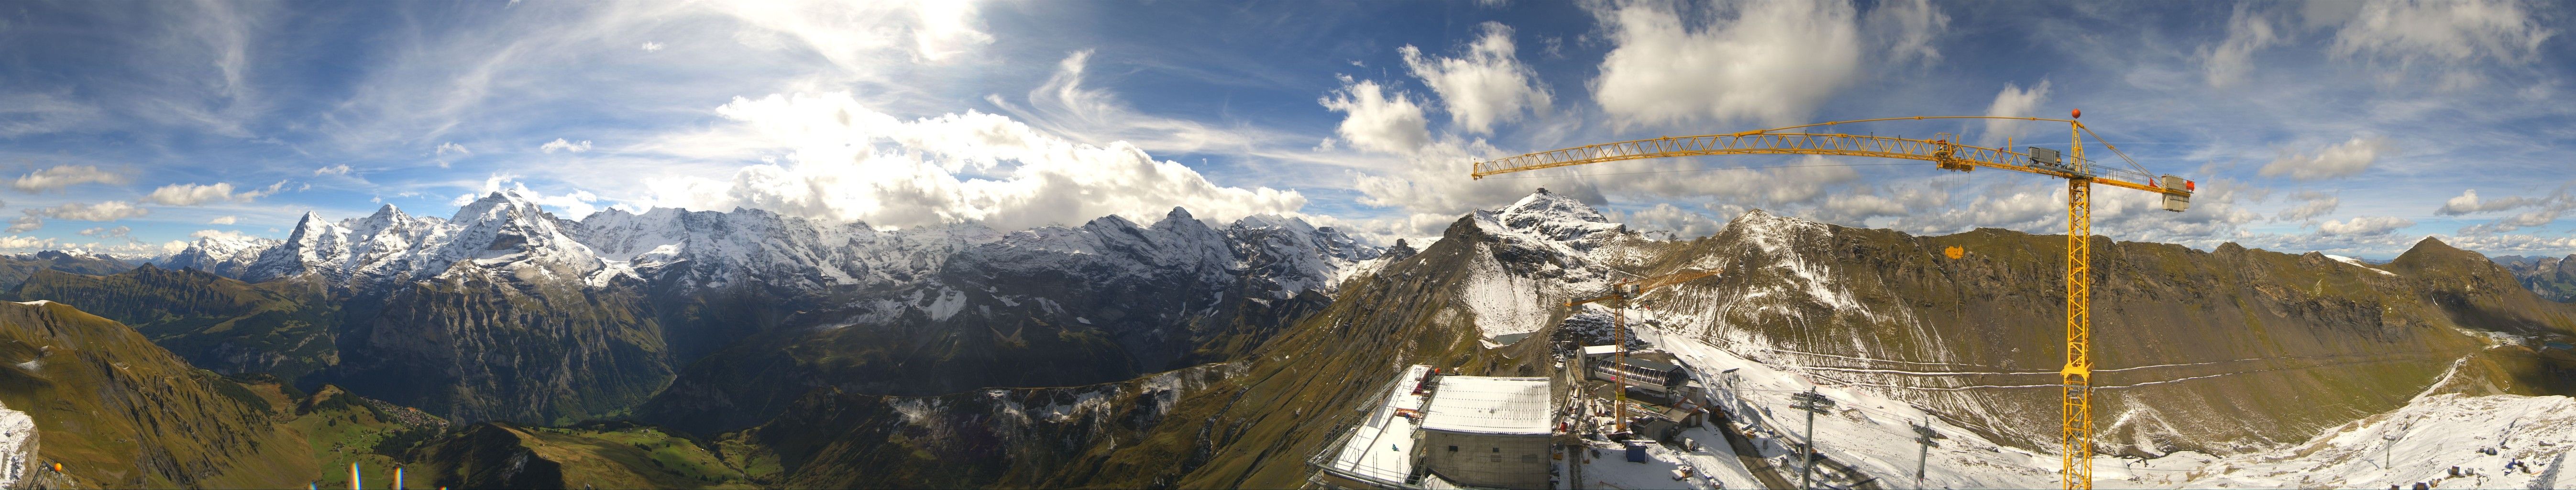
left=1308, top=366, right=1558, bottom=490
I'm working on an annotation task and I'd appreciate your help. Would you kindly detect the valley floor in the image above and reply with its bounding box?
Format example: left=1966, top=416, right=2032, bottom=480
left=1548, top=322, right=2576, bottom=490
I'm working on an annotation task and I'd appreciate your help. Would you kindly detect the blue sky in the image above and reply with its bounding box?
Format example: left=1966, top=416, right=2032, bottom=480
left=2, top=0, right=2572, bottom=260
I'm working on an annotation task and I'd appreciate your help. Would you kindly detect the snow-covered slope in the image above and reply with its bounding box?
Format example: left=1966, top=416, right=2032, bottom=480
left=1228, top=214, right=1379, bottom=299
left=232, top=192, right=610, bottom=289
left=570, top=206, right=995, bottom=293
left=160, top=235, right=279, bottom=278
left=1452, top=188, right=1636, bottom=339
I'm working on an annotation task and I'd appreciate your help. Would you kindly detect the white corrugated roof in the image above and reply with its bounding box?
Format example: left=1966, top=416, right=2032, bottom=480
left=1582, top=345, right=1624, bottom=356
left=1322, top=365, right=1433, bottom=484
left=1419, top=376, right=1553, bottom=435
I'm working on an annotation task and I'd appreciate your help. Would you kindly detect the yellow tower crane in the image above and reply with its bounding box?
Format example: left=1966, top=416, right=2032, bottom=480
left=1475, top=112, right=2193, bottom=490
left=1566, top=267, right=1724, bottom=434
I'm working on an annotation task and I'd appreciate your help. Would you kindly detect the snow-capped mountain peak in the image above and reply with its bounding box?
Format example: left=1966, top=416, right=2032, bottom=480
left=1475, top=188, right=1625, bottom=256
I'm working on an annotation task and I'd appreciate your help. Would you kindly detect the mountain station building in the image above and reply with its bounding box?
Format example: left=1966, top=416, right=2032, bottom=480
left=1310, top=366, right=1558, bottom=490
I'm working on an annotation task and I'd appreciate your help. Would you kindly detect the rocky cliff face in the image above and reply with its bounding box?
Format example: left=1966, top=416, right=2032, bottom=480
left=2497, top=254, right=2576, bottom=302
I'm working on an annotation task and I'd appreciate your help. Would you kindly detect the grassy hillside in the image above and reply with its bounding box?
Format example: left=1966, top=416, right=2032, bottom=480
left=0, top=300, right=315, bottom=488
left=403, top=421, right=755, bottom=489
left=12, top=266, right=341, bottom=385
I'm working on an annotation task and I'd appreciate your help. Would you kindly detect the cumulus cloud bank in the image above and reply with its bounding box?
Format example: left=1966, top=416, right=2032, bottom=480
left=643, top=91, right=1306, bottom=231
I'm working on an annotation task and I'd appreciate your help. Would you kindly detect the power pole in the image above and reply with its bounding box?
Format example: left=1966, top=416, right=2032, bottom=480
left=1792, top=389, right=1835, bottom=490
left=1914, top=418, right=1946, bottom=490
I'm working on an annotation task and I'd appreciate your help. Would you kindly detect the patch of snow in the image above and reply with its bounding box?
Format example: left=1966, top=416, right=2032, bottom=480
left=11, top=301, right=45, bottom=306
left=2325, top=254, right=2400, bottom=276
left=925, top=288, right=968, bottom=322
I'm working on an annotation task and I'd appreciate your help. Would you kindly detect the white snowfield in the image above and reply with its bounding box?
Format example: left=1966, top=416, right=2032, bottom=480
left=2325, top=254, right=2400, bottom=277
left=1623, top=324, right=2576, bottom=490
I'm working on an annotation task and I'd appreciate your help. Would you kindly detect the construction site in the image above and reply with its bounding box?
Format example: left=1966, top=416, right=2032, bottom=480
left=1308, top=114, right=2196, bottom=490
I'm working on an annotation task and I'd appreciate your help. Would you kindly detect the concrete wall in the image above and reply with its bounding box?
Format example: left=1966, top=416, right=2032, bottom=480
left=1420, top=430, right=1550, bottom=489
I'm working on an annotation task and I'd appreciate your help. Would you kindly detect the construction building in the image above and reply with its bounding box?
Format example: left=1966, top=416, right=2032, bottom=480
left=1416, top=376, right=1554, bottom=489
left=1579, top=346, right=1688, bottom=397
left=1309, top=367, right=1557, bottom=490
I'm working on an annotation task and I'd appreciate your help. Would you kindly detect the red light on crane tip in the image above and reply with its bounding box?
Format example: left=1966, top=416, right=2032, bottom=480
left=2071, top=109, right=2082, bottom=119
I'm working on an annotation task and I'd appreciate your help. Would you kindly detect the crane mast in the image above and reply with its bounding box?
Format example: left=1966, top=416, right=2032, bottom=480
left=1475, top=113, right=2189, bottom=490
left=1566, top=268, right=1722, bottom=435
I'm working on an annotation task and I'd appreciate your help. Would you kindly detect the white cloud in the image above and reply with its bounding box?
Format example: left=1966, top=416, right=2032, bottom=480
left=159, top=240, right=189, bottom=255
left=2456, top=192, right=2574, bottom=234
left=991, top=51, right=1271, bottom=157
left=476, top=176, right=613, bottom=220
left=143, top=182, right=269, bottom=205
left=1611, top=203, right=1722, bottom=239
left=208, top=215, right=239, bottom=224
left=2329, top=1, right=2549, bottom=69
left=1634, top=156, right=1861, bottom=207
left=25, top=201, right=149, bottom=224
left=0, top=236, right=55, bottom=250
left=1317, top=77, right=1433, bottom=155
left=2201, top=4, right=2283, bottom=88
left=642, top=91, right=1306, bottom=232
left=1588, top=0, right=1863, bottom=128
left=2318, top=215, right=2415, bottom=236
left=539, top=138, right=594, bottom=153
left=640, top=41, right=664, bottom=52
left=1980, top=80, right=2051, bottom=146
left=2434, top=189, right=2539, bottom=215
left=77, top=225, right=131, bottom=239
left=436, top=141, right=470, bottom=156
left=11, top=165, right=128, bottom=192
left=190, top=229, right=257, bottom=241
left=715, top=0, right=992, bottom=65
left=2274, top=191, right=2340, bottom=222
left=0, top=91, right=107, bottom=138
left=2257, top=136, right=2391, bottom=180
left=1864, top=0, right=1949, bottom=65
left=4, top=216, right=36, bottom=234
left=315, top=164, right=352, bottom=176
left=1399, top=22, right=1552, bottom=134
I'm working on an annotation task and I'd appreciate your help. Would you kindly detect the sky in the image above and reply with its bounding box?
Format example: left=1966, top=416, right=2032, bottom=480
left=1, top=0, right=2572, bottom=260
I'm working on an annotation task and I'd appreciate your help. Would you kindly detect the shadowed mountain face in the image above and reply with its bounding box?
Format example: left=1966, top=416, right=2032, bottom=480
left=2497, top=254, right=2576, bottom=302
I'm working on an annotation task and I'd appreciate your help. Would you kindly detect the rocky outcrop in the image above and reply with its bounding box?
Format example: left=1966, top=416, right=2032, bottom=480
left=2496, top=253, right=2576, bottom=302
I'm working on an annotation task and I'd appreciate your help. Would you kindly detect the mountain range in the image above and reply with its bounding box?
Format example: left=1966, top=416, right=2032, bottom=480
left=1, top=189, right=2570, bottom=488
